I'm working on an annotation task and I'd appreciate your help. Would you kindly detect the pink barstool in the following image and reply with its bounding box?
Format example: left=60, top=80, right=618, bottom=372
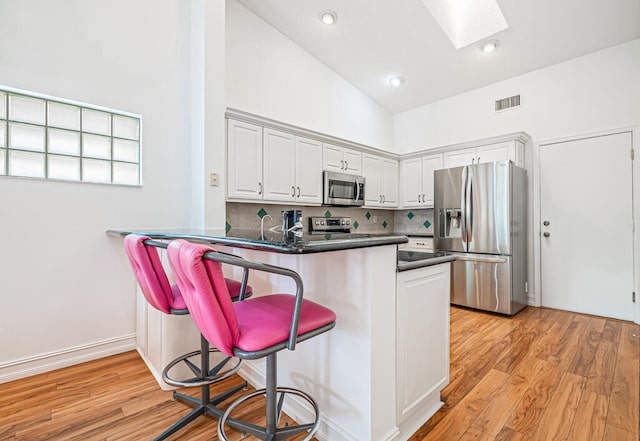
left=166, top=239, right=336, bottom=441
left=124, top=234, right=253, bottom=440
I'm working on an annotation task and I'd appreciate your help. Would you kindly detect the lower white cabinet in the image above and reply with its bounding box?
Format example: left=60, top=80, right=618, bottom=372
left=396, top=263, right=450, bottom=425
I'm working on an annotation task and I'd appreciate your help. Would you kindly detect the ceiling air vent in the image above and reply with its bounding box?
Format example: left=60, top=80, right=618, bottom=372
left=495, top=94, right=521, bottom=112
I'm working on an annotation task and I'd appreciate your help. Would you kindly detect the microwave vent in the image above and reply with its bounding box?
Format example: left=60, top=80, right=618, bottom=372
left=495, top=94, right=521, bottom=112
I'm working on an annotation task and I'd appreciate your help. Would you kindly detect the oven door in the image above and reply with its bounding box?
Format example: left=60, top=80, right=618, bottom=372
left=323, top=172, right=365, bottom=206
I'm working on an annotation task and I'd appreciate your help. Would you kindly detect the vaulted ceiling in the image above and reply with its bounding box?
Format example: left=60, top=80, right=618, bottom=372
left=237, top=0, right=640, bottom=114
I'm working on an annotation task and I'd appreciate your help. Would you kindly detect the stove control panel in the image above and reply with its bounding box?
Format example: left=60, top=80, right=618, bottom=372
left=309, top=217, right=352, bottom=233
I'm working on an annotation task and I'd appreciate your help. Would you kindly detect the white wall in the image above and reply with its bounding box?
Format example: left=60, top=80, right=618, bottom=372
left=225, top=0, right=394, bottom=151
left=393, top=39, right=640, bottom=153
left=0, top=0, right=200, bottom=381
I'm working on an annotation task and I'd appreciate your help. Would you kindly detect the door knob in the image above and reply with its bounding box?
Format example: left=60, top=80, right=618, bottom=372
left=543, top=232, right=551, bottom=237
left=543, top=221, right=550, bottom=226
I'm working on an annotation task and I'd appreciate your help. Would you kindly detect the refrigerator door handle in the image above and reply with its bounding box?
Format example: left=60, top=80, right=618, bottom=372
left=461, top=166, right=468, bottom=251
left=465, top=166, right=473, bottom=248
left=455, top=255, right=507, bottom=264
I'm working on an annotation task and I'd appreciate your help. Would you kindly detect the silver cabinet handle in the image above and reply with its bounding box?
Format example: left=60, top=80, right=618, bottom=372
left=258, top=182, right=262, bottom=195
left=418, top=194, right=421, bottom=203
left=543, top=232, right=551, bottom=237
left=422, top=194, right=426, bottom=203
left=472, top=158, right=475, bottom=164
left=477, top=157, right=480, bottom=163
left=383, top=195, right=386, bottom=203
left=379, top=195, right=382, bottom=203
left=340, top=160, right=344, bottom=170
left=345, top=161, right=348, bottom=170
left=296, top=186, right=300, bottom=197
left=291, top=186, right=295, bottom=197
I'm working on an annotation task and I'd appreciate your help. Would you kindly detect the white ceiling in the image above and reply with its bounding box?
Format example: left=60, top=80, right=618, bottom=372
left=236, top=0, right=640, bottom=114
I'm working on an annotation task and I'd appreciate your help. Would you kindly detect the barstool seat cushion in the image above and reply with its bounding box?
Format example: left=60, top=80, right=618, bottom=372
left=234, top=294, right=336, bottom=352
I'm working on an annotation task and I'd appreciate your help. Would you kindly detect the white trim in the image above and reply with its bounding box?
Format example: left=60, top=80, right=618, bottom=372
left=0, top=334, right=136, bottom=384
left=534, top=125, right=639, bottom=323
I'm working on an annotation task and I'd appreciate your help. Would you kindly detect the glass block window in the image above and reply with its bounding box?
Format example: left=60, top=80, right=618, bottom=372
left=0, top=86, right=141, bottom=185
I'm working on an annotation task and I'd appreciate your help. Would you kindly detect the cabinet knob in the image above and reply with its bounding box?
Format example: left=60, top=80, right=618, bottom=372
left=543, top=232, right=551, bottom=238
left=543, top=220, right=550, bottom=226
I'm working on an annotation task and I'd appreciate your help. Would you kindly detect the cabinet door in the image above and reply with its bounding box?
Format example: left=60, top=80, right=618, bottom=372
left=396, top=264, right=450, bottom=423
left=227, top=119, right=263, bottom=200
left=381, top=158, right=398, bottom=207
left=363, top=154, right=382, bottom=206
left=343, top=148, right=363, bottom=175
left=476, top=141, right=516, bottom=164
left=421, top=154, right=443, bottom=207
left=263, top=128, right=296, bottom=202
left=295, top=136, right=323, bottom=204
left=322, top=143, right=345, bottom=173
left=400, top=157, right=423, bottom=208
left=443, top=147, right=476, bottom=168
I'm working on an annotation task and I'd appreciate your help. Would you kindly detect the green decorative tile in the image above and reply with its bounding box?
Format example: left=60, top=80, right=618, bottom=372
left=353, top=221, right=359, bottom=230
left=382, top=221, right=388, bottom=229
left=365, top=211, right=371, bottom=220
left=423, top=220, right=431, bottom=229
left=407, top=211, right=414, bottom=220
left=257, top=208, right=268, bottom=219
left=225, top=221, right=231, bottom=234
left=324, top=210, right=332, bottom=218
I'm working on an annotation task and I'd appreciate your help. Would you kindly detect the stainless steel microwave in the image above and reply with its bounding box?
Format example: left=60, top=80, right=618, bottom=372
left=323, top=171, right=365, bottom=206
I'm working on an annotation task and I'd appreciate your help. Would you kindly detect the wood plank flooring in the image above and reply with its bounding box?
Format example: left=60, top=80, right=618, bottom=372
left=1, top=306, right=638, bottom=440
left=411, top=306, right=640, bottom=441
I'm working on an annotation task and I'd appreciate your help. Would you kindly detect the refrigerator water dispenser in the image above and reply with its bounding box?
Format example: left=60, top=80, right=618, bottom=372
left=439, top=208, right=462, bottom=238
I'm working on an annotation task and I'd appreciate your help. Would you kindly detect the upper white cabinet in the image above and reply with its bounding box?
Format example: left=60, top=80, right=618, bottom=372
left=227, top=119, right=263, bottom=200
left=400, top=153, right=443, bottom=208
left=263, top=128, right=322, bottom=204
left=363, top=154, right=398, bottom=207
left=227, top=119, right=322, bottom=204
left=443, top=140, right=525, bottom=169
left=323, top=143, right=362, bottom=176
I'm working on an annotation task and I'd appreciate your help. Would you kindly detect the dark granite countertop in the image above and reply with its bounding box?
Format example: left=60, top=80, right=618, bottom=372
left=106, top=228, right=408, bottom=254
left=396, top=250, right=457, bottom=271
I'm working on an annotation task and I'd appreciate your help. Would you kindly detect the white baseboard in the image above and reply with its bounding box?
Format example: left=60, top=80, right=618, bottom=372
left=238, top=362, right=367, bottom=441
left=0, top=334, right=136, bottom=384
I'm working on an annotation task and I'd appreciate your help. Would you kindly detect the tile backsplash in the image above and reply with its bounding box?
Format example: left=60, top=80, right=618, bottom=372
left=394, top=208, right=434, bottom=236
left=226, top=202, right=395, bottom=234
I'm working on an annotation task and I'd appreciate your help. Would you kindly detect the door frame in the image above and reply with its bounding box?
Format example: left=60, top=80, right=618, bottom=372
left=532, top=125, right=639, bottom=324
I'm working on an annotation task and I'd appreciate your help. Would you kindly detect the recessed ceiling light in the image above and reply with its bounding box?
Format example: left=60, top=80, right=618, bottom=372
left=389, top=76, right=405, bottom=88
left=480, top=40, right=499, bottom=53
left=320, top=10, right=337, bottom=25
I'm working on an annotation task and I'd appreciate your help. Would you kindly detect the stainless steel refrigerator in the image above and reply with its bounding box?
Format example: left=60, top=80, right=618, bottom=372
left=434, top=160, right=527, bottom=315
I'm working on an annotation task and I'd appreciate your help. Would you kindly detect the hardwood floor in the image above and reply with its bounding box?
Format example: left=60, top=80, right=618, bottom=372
left=411, top=306, right=640, bottom=441
left=1, top=306, right=638, bottom=440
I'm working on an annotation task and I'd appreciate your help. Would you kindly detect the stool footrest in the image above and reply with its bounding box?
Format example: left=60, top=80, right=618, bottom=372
left=218, top=387, right=321, bottom=441
left=162, top=348, right=242, bottom=388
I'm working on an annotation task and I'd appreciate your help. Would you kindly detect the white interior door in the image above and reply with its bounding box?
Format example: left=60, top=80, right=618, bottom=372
left=540, top=132, right=634, bottom=320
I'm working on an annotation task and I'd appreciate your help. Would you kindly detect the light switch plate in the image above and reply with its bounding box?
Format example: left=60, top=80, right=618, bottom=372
left=210, top=172, right=220, bottom=187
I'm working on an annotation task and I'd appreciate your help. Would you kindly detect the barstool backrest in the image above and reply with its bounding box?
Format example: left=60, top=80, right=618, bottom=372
left=124, top=234, right=175, bottom=314
left=167, top=239, right=240, bottom=356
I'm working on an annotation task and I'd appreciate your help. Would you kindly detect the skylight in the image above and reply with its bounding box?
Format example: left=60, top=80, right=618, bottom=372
left=421, top=0, right=508, bottom=49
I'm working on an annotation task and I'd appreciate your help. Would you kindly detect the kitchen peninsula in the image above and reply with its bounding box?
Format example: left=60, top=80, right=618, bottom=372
left=107, top=228, right=455, bottom=441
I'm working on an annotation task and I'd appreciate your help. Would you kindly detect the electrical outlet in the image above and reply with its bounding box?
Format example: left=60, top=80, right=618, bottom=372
left=373, top=215, right=378, bottom=224
left=210, top=172, right=220, bottom=187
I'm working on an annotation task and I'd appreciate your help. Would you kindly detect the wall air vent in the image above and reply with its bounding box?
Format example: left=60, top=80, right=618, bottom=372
left=495, top=94, right=521, bottom=112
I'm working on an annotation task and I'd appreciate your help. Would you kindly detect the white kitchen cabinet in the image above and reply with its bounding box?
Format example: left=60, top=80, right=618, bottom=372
left=443, top=141, right=525, bottom=169
left=263, top=128, right=322, bottom=204
left=396, top=262, right=450, bottom=425
left=363, top=153, right=398, bottom=207
left=323, top=143, right=362, bottom=175
left=227, top=119, right=263, bottom=200
left=400, top=153, right=443, bottom=208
